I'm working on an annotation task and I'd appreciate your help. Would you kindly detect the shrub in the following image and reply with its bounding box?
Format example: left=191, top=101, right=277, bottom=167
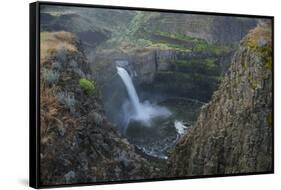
left=55, top=48, right=68, bottom=64
left=57, top=91, right=76, bottom=113
left=79, top=78, right=96, bottom=96
left=42, top=68, right=60, bottom=85
left=69, top=60, right=78, bottom=68
left=74, top=68, right=86, bottom=78
left=51, top=61, right=62, bottom=71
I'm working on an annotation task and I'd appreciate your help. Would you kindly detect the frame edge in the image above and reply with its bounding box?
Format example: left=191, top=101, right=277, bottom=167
left=29, top=1, right=40, bottom=189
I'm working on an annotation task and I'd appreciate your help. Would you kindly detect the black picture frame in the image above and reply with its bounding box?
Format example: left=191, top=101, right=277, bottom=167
left=30, top=1, right=274, bottom=188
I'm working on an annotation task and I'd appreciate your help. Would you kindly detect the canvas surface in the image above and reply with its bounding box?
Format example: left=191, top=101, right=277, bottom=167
left=37, top=3, right=273, bottom=186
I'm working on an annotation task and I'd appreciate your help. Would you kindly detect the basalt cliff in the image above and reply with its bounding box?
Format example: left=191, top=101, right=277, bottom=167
left=168, top=23, right=273, bottom=176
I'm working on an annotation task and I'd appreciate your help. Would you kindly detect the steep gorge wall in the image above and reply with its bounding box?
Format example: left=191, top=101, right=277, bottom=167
left=136, top=14, right=258, bottom=44
left=40, top=32, right=159, bottom=185
left=168, top=23, right=273, bottom=176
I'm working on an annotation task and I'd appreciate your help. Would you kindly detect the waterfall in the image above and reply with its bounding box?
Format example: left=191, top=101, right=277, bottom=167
left=117, top=67, right=142, bottom=116
left=116, top=66, right=171, bottom=126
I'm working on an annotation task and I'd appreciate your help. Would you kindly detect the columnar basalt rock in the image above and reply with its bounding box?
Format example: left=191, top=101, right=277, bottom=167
left=168, top=23, right=273, bottom=176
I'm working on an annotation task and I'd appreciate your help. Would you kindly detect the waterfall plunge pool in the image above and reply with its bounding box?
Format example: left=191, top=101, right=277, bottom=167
left=116, top=66, right=202, bottom=159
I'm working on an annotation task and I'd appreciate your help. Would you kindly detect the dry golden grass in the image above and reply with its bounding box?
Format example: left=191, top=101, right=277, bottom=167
left=242, top=22, right=272, bottom=70
left=242, top=22, right=272, bottom=50
left=40, top=81, right=79, bottom=137
left=40, top=31, right=80, bottom=148
left=40, top=82, right=61, bottom=134
left=40, top=31, right=77, bottom=64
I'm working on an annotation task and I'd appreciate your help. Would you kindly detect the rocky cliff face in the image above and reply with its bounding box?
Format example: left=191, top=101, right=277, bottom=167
left=40, top=7, right=261, bottom=105
left=168, top=23, right=273, bottom=176
left=40, top=32, right=159, bottom=185
left=137, top=14, right=258, bottom=44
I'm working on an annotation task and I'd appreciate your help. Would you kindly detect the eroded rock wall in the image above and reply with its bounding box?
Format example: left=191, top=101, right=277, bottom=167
left=40, top=32, right=159, bottom=185
left=168, top=23, right=273, bottom=176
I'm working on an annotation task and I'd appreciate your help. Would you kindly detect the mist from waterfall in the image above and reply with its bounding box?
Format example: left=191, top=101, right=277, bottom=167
left=116, top=66, right=171, bottom=126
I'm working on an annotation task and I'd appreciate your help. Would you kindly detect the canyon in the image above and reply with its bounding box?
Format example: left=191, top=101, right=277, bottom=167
left=39, top=5, right=273, bottom=185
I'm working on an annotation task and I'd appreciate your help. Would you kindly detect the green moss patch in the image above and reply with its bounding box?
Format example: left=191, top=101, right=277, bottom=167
left=151, top=31, right=234, bottom=55
left=79, top=78, right=96, bottom=96
left=242, top=25, right=272, bottom=71
left=175, top=58, right=219, bottom=76
left=155, top=71, right=221, bottom=84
